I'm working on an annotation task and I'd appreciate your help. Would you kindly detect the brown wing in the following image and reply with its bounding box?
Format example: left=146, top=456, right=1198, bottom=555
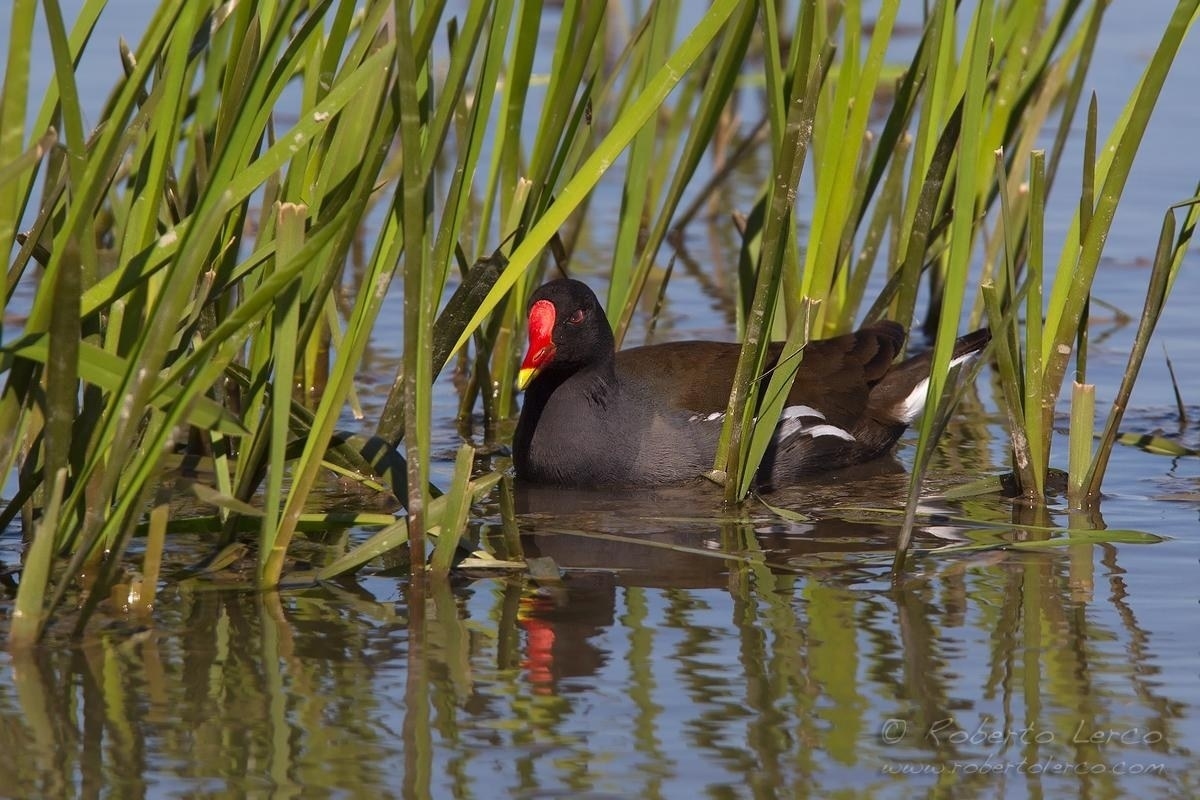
left=613, top=322, right=907, bottom=427
left=778, top=322, right=905, bottom=427
left=615, top=340, right=744, bottom=411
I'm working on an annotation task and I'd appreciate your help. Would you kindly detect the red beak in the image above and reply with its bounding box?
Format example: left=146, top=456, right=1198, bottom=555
left=518, top=299, right=557, bottom=390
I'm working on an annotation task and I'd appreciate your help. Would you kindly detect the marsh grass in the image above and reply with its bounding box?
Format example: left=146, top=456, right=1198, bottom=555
left=1, top=1, right=1197, bottom=642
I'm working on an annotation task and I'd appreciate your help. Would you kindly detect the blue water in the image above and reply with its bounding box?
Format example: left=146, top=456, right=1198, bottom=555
left=2, top=3, right=1199, bottom=799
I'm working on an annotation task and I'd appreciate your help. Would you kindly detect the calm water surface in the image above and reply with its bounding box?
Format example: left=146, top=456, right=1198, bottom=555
left=2, top=3, right=1200, bottom=799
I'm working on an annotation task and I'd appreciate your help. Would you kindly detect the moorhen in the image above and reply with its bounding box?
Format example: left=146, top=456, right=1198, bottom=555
left=513, top=278, right=989, bottom=489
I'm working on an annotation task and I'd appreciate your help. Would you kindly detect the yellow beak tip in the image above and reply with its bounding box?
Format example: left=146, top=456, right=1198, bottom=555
left=517, top=367, right=537, bottom=391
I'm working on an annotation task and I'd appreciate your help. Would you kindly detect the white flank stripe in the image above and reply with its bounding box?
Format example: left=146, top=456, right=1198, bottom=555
left=803, top=423, right=856, bottom=441
left=776, top=418, right=856, bottom=444
left=780, top=404, right=826, bottom=421
left=776, top=403, right=846, bottom=441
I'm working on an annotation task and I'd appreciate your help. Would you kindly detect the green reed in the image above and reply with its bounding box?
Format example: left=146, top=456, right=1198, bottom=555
left=977, top=1, right=1200, bottom=516
left=1, top=0, right=1197, bottom=643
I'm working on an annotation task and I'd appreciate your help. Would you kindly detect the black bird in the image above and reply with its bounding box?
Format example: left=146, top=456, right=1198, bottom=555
left=513, top=278, right=989, bottom=489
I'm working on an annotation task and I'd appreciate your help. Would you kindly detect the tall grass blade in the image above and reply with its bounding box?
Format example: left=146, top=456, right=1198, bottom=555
left=1068, top=382, right=1095, bottom=504
left=1024, top=150, right=1048, bottom=495
left=9, top=468, right=66, bottom=647
left=262, top=46, right=400, bottom=585
left=981, top=282, right=1036, bottom=493
left=1041, top=1, right=1199, bottom=420
left=429, top=444, right=477, bottom=577
left=0, top=0, right=38, bottom=256
left=449, top=0, right=743, bottom=357
left=715, top=36, right=831, bottom=501
left=259, top=203, right=306, bottom=578
left=396, top=3, right=434, bottom=575
left=43, top=239, right=80, bottom=516
left=1084, top=196, right=1200, bottom=497
left=2, top=0, right=1195, bottom=613
left=612, top=0, right=757, bottom=345
left=736, top=300, right=815, bottom=499
left=895, top=0, right=995, bottom=574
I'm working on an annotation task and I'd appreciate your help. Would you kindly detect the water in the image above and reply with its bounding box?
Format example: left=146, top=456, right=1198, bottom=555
left=3, top=3, right=1200, bottom=798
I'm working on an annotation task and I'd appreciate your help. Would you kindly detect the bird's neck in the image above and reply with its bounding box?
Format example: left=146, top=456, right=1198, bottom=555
left=514, top=354, right=619, bottom=479
left=530, top=353, right=619, bottom=410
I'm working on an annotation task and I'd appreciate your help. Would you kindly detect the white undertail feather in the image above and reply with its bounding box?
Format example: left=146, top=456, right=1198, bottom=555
left=691, top=407, right=859, bottom=443
left=894, top=350, right=982, bottom=423
left=687, top=403, right=856, bottom=442
left=780, top=405, right=824, bottom=420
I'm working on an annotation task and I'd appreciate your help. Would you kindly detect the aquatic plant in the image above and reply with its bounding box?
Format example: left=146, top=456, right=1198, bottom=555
left=1, top=0, right=1196, bottom=645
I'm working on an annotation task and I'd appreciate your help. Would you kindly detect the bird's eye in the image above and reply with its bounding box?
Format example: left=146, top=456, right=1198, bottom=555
left=567, top=308, right=586, bottom=325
